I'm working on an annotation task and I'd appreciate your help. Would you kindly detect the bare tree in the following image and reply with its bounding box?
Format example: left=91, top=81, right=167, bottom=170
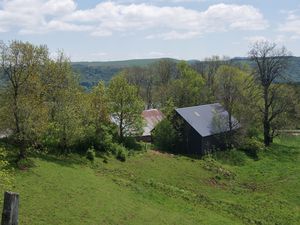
left=249, top=41, right=291, bottom=146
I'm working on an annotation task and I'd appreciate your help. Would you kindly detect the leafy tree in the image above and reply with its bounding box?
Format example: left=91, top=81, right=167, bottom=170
left=249, top=41, right=291, bottom=146
left=41, top=52, right=85, bottom=153
left=169, top=61, right=204, bottom=107
left=108, top=74, right=144, bottom=141
left=214, top=65, right=256, bottom=131
left=152, top=59, right=177, bottom=107
left=0, top=40, right=49, bottom=159
left=80, top=81, right=111, bottom=150
left=268, top=85, right=297, bottom=139
left=124, top=66, right=155, bottom=109
left=152, top=119, right=176, bottom=151
left=89, top=81, right=110, bottom=135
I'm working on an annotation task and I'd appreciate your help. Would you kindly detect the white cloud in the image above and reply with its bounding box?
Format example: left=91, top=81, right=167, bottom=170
left=279, top=9, right=300, bottom=37
left=244, top=35, right=289, bottom=45
left=42, top=0, right=76, bottom=15
left=0, top=0, right=79, bottom=33
left=0, top=1, right=268, bottom=39
left=147, top=31, right=200, bottom=40
left=279, top=18, right=300, bottom=36
left=244, top=36, right=269, bottom=44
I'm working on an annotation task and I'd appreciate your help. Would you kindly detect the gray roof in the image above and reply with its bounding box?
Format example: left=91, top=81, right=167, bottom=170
left=175, top=103, right=239, bottom=137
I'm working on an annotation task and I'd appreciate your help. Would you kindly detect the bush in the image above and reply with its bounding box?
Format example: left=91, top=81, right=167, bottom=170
left=115, top=145, right=127, bottom=162
left=0, top=147, right=13, bottom=190
left=102, top=154, right=109, bottom=163
left=242, top=138, right=264, bottom=159
left=122, top=137, right=141, bottom=151
left=214, top=148, right=247, bottom=166
left=17, top=157, right=35, bottom=170
left=152, top=119, right=176, bottom=151
left=86, top=146, right=96, bottom=162
left=246, top=126, right=260, bottom=139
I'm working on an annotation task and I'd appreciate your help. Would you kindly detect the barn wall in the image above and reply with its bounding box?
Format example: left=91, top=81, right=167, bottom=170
left=202, top=134, right=231, bottom=153
left=184, top=123, right=203, bottom=155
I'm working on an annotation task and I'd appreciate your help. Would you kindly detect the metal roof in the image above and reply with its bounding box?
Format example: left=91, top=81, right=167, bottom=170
left=175, top=103, right=239, bottom=137
left=142, top=109, right=164, bottom=136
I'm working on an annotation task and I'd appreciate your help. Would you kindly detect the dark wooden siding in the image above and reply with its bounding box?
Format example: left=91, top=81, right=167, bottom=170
left=184, top=123, right=203, bottom=155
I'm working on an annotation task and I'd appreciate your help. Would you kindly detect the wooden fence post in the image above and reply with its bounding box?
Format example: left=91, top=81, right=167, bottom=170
left=1, top=192, right=19, bottom=225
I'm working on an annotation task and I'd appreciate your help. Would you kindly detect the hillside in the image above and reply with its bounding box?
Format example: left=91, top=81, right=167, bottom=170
left=72, top=58, right=178, bottom=89
left=72, top=57, right=300, bottom=89
left=5, top=136, right=300, bottom=225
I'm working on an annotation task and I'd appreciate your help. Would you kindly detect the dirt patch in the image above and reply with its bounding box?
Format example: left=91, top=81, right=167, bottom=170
left=148, top=150, right=174, bottom=157
left=206, top=177, right=228, bottom=189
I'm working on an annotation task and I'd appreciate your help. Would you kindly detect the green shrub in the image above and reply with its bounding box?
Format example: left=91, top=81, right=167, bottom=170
left=86, top=146, right=96, bottom=162
left=116, top=145, right=127, bottom=162
left=246, top=126, right=260, bottom=139
left=214, top=148, right=247, bottom=166
left=17, top=157, right=35, bottom=170
left=152, top=119, right=176, bottom=151
left=242, top=138, right=264, bottom=159
left=102, top=154, right=109, bottom=164
left=0, top=147, right=13, bottom=190
left=123, top=137, right=142, bottom=151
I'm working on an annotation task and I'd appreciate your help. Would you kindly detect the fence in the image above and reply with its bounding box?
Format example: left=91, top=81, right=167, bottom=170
left=1, top=192, right=19, bottom=225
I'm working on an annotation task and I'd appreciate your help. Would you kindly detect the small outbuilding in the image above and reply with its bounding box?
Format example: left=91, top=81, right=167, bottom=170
left=175, top=103, right=239, bottom=155
left=139, top=109, right=164, bottom=142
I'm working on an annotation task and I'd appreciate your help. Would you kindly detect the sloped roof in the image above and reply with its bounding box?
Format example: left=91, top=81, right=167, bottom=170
left=142, top=109, right=164, bottom=136
left=175, top=103, right=239, bottom=137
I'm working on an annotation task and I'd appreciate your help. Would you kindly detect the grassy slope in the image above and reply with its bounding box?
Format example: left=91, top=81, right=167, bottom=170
left=7, top=136, right=300, bottom=225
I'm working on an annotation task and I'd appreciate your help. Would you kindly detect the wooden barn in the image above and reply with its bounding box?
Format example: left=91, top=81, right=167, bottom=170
left=139, top=109, right=164, bottom=142
left=175, top=103, right=239, bottom=155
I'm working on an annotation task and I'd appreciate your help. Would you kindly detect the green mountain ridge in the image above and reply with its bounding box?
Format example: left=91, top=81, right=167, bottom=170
left=72, top=57, right=300, bottom=89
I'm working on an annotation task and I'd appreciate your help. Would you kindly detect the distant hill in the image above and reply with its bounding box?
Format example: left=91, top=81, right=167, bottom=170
left=72, top=57, right=300, bottom=89
left=231, top=56, right=300, bottom=83
left=71, top=58, right=178, bottom=89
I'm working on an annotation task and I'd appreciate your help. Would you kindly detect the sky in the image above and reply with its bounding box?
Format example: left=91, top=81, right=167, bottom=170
left=0, top=0, right=300, bottom=61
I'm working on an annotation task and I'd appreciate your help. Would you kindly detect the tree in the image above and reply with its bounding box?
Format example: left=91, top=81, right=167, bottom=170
left=169, top=61, right=204, bottom=107
left=108, top=74, right=144, bottom=141
left=249, top=41, right=291, bottom=146
left=41, top=52, right=85, bottom=153
left=124, top=66, right=155, bottom=109
left=152, top=119, right=176, bottom=151
left=89, top=81, right=110, bottom=136
left=214, top=65, right=254, bottom=131
left=153, top=59, right=177, bottom=106
left=0, top=40, right=49, bottom=159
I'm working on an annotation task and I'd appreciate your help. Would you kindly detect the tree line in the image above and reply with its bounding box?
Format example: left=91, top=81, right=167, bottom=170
left=122, top=42, right=299, bottom=151
left=0, top=40, right=145, bottom=162
left=0, top=40, right=299, bottom=162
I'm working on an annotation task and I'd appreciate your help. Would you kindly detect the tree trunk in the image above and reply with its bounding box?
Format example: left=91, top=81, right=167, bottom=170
left=13, top=86, right=25, bottom=161
left=263, top=87, right=271, bottom=146
left=119, top=112, right=123, bottom=142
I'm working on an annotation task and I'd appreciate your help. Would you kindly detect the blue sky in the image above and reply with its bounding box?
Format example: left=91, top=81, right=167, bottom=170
left=0, top=0, right=300, bottom=61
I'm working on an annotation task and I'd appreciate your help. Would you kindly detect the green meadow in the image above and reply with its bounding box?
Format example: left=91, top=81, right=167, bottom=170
left=2, top=136, right=300, bottom=225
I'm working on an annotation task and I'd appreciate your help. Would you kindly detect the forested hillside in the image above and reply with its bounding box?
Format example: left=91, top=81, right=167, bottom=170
left=72, top=57, right=300, bottom=89
left=72, top=58, right=178, bottom=89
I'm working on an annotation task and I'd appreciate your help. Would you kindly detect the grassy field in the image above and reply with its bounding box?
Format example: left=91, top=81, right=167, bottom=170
left=2, top=136, right=300, bottom=225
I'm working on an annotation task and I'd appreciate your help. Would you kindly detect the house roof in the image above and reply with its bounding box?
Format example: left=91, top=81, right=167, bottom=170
left=175, top=103, right=239, bottom=137
left=142, top=109, right=164, bottom=136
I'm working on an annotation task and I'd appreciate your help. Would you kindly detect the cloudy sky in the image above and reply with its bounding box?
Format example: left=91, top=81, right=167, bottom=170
left=0, top=0, right=300, bottom=61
